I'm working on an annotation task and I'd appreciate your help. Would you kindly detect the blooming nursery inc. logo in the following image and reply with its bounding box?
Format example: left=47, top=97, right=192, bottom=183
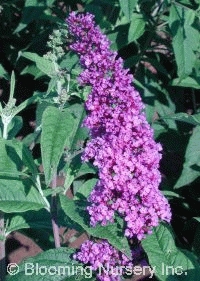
left=7, top=262, right=187, bottom=279
left=66, top=11, right=172, bottom=281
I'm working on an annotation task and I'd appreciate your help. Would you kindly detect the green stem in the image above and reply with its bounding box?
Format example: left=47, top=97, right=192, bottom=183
left=1, top=114, right=9, bottom=280
left=0, top=211, right=6, bottom=281
left=2, top=121, right=8, bottom=140
left=51, top=175, right=60, bottom=248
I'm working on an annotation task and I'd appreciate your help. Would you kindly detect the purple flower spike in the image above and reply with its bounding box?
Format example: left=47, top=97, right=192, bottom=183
left=67, top=12, right=171, bottom=240
left=73, top=240, right=132, bottom=281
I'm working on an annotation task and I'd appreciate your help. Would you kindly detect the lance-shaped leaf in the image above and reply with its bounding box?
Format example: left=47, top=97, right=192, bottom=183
left=0, top=138, right=38, bottom=176
left=41, top=106, right=79, bottom=185
left=169, top=4, right=199, bottom=79
left=61, top=103, right=89, bottom=192
left=119, top=0, right=137, bottom=21
left=0, top=64, right=9, bottom=79
left=21, top=52, right=54, bottom=77
left=161, top=112, right=200, bottom=126
left=74, top=178, right=98, bottom=199
left=172, top=77, right=200, bottom=89
left=175, top=126, right=200, bottom=188
left=142, top=223, right=200, bottom=281
left=63, top=153, right=96, bottom=192
left=0, top=138, right=45, bottom=212
left=128, top=13, right=145, bottom=42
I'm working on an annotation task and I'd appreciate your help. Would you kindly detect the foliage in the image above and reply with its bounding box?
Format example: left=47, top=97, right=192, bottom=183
left=0, top=0, right=200, bottom=281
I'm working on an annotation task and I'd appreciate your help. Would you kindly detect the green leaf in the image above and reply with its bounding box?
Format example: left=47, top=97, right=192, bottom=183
left=175, top=126, right=200, bottom=188
left=64, top=103, right=87, bottom=152
left=142, top=223, right=200, bottom=281
left=46, top=77, right=57, bottom=95
left=0, top=138, right=38, bottom=176
left=107, top=23, right=129, bottom=50
left=76, top=162, right=97, bottom=178
left=134, top=78, right=176, bottom=127
left=161, top=112, right=200, bottom=126
left=6, top=209, right=52, bottom=234
left=169, top=4, right=200, bottom=79
left=14, top=0, right=55, bottom=33
left=43, top=186, right=64, bottom=197
left=119, top=0, right=137, bottom=21
left=133, top=78, right=155, bottom=123
left=7, top=116, right=23, bottom=139
left=15, top=91, right=42, bottom=116
left=74, top=178, right=97, bottom=199
left=193, top=217, right=200, bottom=223
left=171, top=77, right=200, bottom=89
left=22, top=131, right=41, bottom=147
left=128, top=13, right=145, bottom=42
left=60, top=53, right=79, bottom=71
left=61, top=103, right=90, bottom=191
left=162, top=190, right=183, bottom=199
left=9, top=71, right=15, bottom=100
left=21, top=52, right=54, bottom=78
left=0, top=138, right=42, bottom=212
left=63, top=153, right=96, bottom=192
left=124, top=55, right=139, bottom=69
left=63, top=165, right=78, bottom=192
left=0, top=139, right=22, bottom=174
left=21, top=65, right=44, bottom=79
left=59, top=195, right=132, bottom=259
left=155, top=99, right=176, bottom=130
left=0, top=178, right=45, bottom=213
left=152, top=122, right=168, bottom=139
left=41, top=106, right=78, bottom=185
left=85, top=4, right=103, bottom=24
left=6, top=248, right=96, bottom=281
left=0, top=64, right=9, bottom=79
left=36, top=101, right=52, bottom=128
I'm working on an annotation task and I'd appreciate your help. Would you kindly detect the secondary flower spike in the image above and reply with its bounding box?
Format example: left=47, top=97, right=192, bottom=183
left=73, top=239, right=132, bottom=281
left=67, top=12, right=171, bottom=240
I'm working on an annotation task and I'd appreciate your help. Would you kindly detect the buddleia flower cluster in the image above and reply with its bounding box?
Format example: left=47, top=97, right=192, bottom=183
left=73, top=239, right=133, bottom=281
left=66, top=11, right=172, bottom=281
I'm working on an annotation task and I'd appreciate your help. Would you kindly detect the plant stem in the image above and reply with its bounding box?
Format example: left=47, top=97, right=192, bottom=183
left=51, top=175, right=61, bottom=248
left=0, top=211, right=6, bottom=281
left=1, top=117, right=7, bottom=280
left=2, top=122, right=8, bottom=140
